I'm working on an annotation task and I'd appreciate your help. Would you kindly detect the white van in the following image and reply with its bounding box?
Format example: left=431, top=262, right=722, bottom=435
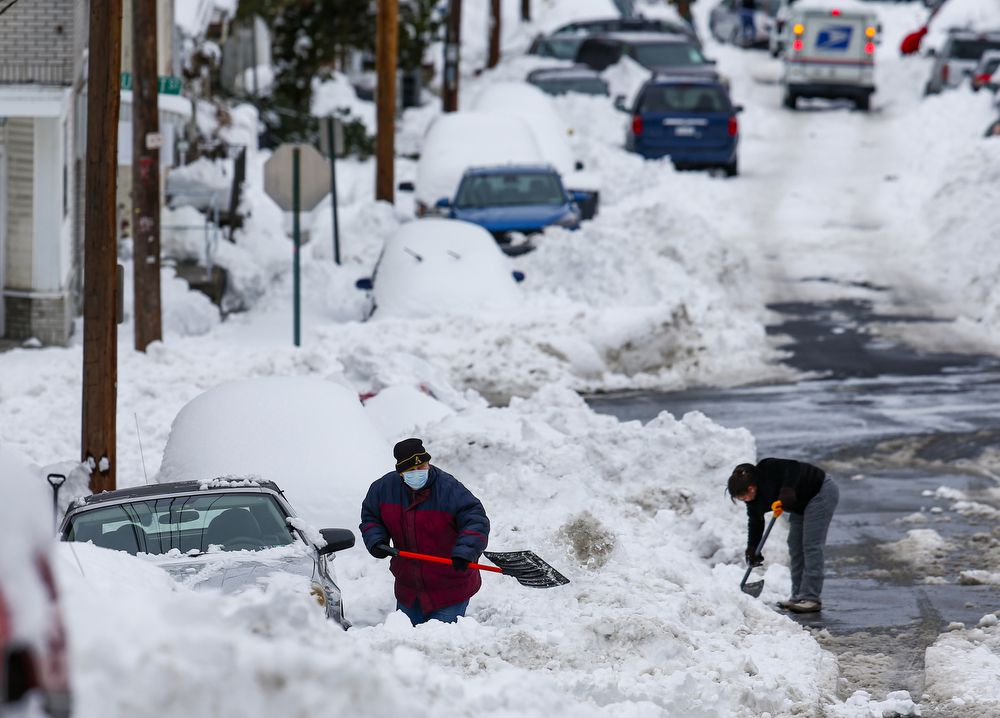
left=779, top=4, right=879, bottom=110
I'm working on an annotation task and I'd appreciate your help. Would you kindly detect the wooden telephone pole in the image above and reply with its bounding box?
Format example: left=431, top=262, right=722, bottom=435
left=488, top=0, right=501, bottom=68
left=442, top=0, right=462, bottom=112
left=132, top=0, right=162, bottom=351
left=375, top=0, right=398, bottom=202
left=82, top=0, right=123, bottom=493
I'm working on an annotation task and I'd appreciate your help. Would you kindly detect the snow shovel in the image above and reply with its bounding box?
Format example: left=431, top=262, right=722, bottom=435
left=739, top=511, right=780, bottom=598
left=900, top=0, right=947, bottom=56
left=376, top=544, right=570, bottom=588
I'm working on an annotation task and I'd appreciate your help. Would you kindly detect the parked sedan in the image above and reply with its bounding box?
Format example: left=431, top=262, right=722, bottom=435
left=972, top=50, right=1000, bottom=92
left=925, top=30, right=1000, bottom=95
left=437, top=166, right=585, bottom=254
left=551, top=16, right=700, bottom=48
left=623, top=76, right=742, bottom=176
left=709, top=0, right=781, bottom=48
left=526, top=67, right=610, bottom=97
left=60, top=480, right=357, bottom=628
left=575, top=32, right=720, bottom=82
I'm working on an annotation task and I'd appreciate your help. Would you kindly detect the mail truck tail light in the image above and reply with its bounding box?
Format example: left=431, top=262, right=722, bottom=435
left=792, top=38, right=804, bottom=51
left=831, top=8, right=840, bottom=16
left=865, top=26, right=877, bottom=38
left=727, top=116, right=738, bottom=137
left=792, top=23, right=804, bottom=35
left=865, top=41, right=875, bottom=54
left=631, top=115, right=643, bottom=136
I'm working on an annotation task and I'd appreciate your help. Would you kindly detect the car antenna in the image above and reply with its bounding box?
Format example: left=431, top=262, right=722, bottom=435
left=134, top=413, right=150, bottom=485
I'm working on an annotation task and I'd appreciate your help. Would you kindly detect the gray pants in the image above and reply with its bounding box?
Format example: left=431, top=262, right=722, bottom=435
left=787, top=477, right=839, bottom=601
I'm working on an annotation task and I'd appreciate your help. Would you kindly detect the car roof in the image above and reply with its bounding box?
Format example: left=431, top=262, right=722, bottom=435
left=528, top=66, right=605, bottom=80
left=463, top=164, right=558, bottom=176
left=586, top=31, right=691, bottom=44
left=946, top=29, right=1000, bottom=40
left=72, top=479, right=283, bottom=508
left=647, top=74, right=725, bottom=87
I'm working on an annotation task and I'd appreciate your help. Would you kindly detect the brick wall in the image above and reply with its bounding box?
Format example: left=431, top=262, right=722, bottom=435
left=4, top=293, right=72, bottom=345
left=0, top=0, right=77, bottom=85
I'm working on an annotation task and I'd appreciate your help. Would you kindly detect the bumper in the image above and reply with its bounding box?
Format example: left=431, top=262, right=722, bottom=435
left=635, top=143, right=738, bottom=167
left=788, top=83, right=874, bottom=100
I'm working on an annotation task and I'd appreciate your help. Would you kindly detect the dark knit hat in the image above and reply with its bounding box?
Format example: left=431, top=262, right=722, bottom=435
left=394, top=438, right=431, bottom=472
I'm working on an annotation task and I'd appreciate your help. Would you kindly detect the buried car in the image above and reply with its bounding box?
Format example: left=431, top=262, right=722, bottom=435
left=59, top=480, right=356, bottom=628
left=526, top=66, right=610, bottom=97
left=356, top=218, right=524, bottom=319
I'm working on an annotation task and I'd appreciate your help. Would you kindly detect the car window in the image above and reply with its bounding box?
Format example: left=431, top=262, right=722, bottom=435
left=950, top=39, right=1000, bottom=61
left=66, top=493, right=296, bottom=555
left=455, top=173, right=566, bottom=208
left=533, top=36, right=583, bottom=59
left=533, top=77, right=609, bottom=96
left=639, top=85, right=730, bottom=112
left=576, top=40, right=624, bottom=69
left=630, top=42, right=706, bottom=68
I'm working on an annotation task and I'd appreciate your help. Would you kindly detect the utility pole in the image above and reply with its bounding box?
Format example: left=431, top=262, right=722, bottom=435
left=132, top=0, right=162, bottom=352
left=488, top=0, right=501, bottom=68
left=375, top=0, right=397, bottom=202
left=82, top=0, right=123, bottom=493
left=443, top=0, right=462, bottom=112
left=521, top=0, right=530, bottom=22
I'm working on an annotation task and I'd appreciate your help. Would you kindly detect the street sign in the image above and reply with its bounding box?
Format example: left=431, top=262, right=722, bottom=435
left=263, top=143, right=329, bottom=212
left=318, top=117, right=346, bottom=158
left=120, top=72, right=183, bottom=95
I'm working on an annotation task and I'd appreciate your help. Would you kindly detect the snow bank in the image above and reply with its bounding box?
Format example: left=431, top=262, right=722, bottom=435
left=924, top=612, right=1000, bottom=712
left=311, top=72, right=376, bottom=133
left=158, top=376, right=389, bottom=529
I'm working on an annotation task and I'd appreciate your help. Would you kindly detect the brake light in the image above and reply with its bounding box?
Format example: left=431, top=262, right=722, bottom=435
left=727, top=116, right=738, bottom=137
left=631, top=115, right=643, bottom=136
left=864, top=41, right=875, bottom=55
left=975, top=72, right=991, bottom=85
left=831, top=8, right=840, bottom=16
left=792, top=38, right=804, bottom=51
left=941, top=64, right=949, bottom=83
left=865, top=26, right=877, bottom=38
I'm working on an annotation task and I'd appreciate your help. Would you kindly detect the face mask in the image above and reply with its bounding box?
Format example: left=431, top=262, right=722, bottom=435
left=402, top=468, right=429, bottom=490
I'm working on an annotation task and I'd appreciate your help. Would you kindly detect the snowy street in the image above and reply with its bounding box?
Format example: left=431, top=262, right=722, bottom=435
left=2, top=0, right=999, bottom=716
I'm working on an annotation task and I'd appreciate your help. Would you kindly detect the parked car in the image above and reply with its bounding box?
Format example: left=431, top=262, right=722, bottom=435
left=971, top=49, right=1000, bottom=91
left=0, top=446, right=71, bottom=718
left=355, top=218, right=524, bottom=319
left=622, top=76, right=742, bottom=176
left=60, top=480, right=357, bottom=628
left=526, top=66, right=610, bottom=97
left=779, top=6, right=879, bottom=110
left=710, top=0, right=782, bottom=47
left=527, top=33, right=588, bottom=60
left=470, top=81, right=600, bottom=219
left=436, top=166, right=585, bottom=254
left=551, top=16, right=700, bottom=47
left=574, top=32, right=721, bottom=83
left=924, top=30, right=1000, bottom=95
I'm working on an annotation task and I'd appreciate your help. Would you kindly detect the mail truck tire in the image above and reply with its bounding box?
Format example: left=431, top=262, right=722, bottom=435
left=854, top=95, right=871, bottom=111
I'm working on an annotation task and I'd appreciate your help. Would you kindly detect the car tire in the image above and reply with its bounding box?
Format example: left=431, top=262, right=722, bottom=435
left=783, top=91, right=797, bottom=109
left=855, top=95, right=871, bottom=111
left=724, top=160, right=739, bottom=177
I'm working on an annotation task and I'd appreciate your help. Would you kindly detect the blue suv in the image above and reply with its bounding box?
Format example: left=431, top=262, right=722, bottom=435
left=435, top=166, right=585, bottom=255
left=623, top=76, right=742, bottom=176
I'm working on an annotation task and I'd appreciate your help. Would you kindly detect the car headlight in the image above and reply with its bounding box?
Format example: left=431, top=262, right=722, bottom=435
left=554, top=210, right=580, bottom=228
left=310, top=583, right=328, bottom=607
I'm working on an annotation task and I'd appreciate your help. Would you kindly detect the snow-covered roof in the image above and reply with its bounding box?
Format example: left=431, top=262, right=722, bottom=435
left=370, top=219, right=522, bottom=320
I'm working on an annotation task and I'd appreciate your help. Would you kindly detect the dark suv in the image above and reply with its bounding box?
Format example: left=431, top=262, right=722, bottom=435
left=575, top=32, right=719, bottom=81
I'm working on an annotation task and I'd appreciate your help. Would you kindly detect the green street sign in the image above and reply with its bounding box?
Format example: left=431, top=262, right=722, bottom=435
left=120, top=72, right=183, bottom=95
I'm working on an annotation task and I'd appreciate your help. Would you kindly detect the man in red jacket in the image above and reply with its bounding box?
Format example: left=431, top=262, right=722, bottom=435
left=360, top=438, right=490, bottom=625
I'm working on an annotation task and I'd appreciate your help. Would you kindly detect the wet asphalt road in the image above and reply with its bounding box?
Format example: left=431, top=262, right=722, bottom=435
left=588, top=298, right=1000, bottom=702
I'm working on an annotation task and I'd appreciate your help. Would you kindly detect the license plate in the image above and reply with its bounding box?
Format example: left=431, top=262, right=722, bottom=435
left=675, top=126, right=698, bottom=137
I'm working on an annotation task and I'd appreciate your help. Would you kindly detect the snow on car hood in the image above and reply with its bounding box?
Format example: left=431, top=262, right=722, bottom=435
left=147, top=543, right=316, bottom=594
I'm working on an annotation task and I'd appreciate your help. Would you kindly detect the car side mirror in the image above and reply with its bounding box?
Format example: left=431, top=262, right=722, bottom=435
left=574, top=160, right=584, bottom=170
left=435, top=197, right=451, bottom=208
left=317, top=528, right=356, bottom=556
left=613, top=95, right=628, bottom=112
left=398, top=180, right=415, bottom=191
left=733, top=104, right=744, bottom=114
left=571, top=190, right=590, bottom=203
left=355, top=277, right=373, bottom=291
left=512, top=270, right=526, bottom=283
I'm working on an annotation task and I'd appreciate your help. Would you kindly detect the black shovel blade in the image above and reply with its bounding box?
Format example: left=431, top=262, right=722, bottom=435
left=483, top=550, right=570, bottom=589
left=741, top=579, right=764, bottom=598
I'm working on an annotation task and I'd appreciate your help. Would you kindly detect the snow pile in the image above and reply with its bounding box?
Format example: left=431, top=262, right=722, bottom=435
left=158, top=376, right=389, bottom=530
left=166, top=157, right=232, bottom=211
left=924, top=611, right=1000, bottom=712
left=926, top=0, right=1000, bottom=50
left=311, top=72, right=376, bottom=133
left=881, top=528, right=953, bottom=573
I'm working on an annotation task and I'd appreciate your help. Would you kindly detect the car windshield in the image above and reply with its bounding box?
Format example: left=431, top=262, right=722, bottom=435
left=534, top=77, right=609, bottom=96
left=981, top=57, right=1000, bottom=74
left=639, top=85, right=730, bottom=112
left=951, top=39, right=1000, bottom=61
left=455, top=173, right=566, bottom=208
left=532, top=37, right=583, bottom=59
left=630, top=42, right=706, bottom=68
left=65, top=492, right=296, bottom=555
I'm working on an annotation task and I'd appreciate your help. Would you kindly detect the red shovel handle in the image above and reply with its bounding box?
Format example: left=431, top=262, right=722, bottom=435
left=380, top=545, right=503, bottom=574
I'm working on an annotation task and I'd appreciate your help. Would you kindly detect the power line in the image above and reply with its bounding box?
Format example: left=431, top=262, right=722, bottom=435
left=0, top=0, right=23, bottom=17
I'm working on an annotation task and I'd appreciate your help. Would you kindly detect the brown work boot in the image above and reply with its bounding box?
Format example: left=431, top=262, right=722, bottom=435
left=787, top=599, right=822, bottom=613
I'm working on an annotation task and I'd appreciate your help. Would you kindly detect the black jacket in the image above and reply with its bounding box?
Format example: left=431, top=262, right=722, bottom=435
left=745, top=458, right=825, bottom=552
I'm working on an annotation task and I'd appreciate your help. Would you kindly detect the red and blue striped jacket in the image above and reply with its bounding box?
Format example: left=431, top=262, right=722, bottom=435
left=360, top=465, right=490, bottom=613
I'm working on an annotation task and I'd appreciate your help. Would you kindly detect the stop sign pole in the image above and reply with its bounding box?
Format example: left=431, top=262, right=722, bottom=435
left=292, top=147, right=301, bottom=347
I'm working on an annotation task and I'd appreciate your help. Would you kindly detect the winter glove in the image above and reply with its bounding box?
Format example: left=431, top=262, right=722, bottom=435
left=452, top=556, right=470, bottom=572
left=745, top=550, right=764, bottom=567
left=371, top=543, right=392, bottom=559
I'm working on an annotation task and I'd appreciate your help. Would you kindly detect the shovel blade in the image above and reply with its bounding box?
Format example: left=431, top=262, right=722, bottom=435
left=483, top=550, right=570, bottom=589
left=741, top=579, right=764, bottom=598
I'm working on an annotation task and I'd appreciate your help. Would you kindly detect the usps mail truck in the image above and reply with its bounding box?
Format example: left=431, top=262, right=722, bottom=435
left=780, top=5, right=879, bottom=111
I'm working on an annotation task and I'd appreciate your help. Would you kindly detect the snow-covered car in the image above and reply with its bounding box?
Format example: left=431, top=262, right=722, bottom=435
left=709, top=0, right=781, bottom=48
left=470, top=81, right=600, bottom=219
left=924, top=30, right=1000, bottom=95
left=551, top=16, right=700, bottom=49
left=575, top=32, right=721, bottom=83
left=0, top=445, right=71, bottom=718
left=355, top=218, right=524, bottom=319
left=60, top=480, right=357, bottom=628
left=414, top=111, right=544, bottom=217
left=971, top=49, right=1000, bottom=91
left=526, top=66, right=610, bottom=97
